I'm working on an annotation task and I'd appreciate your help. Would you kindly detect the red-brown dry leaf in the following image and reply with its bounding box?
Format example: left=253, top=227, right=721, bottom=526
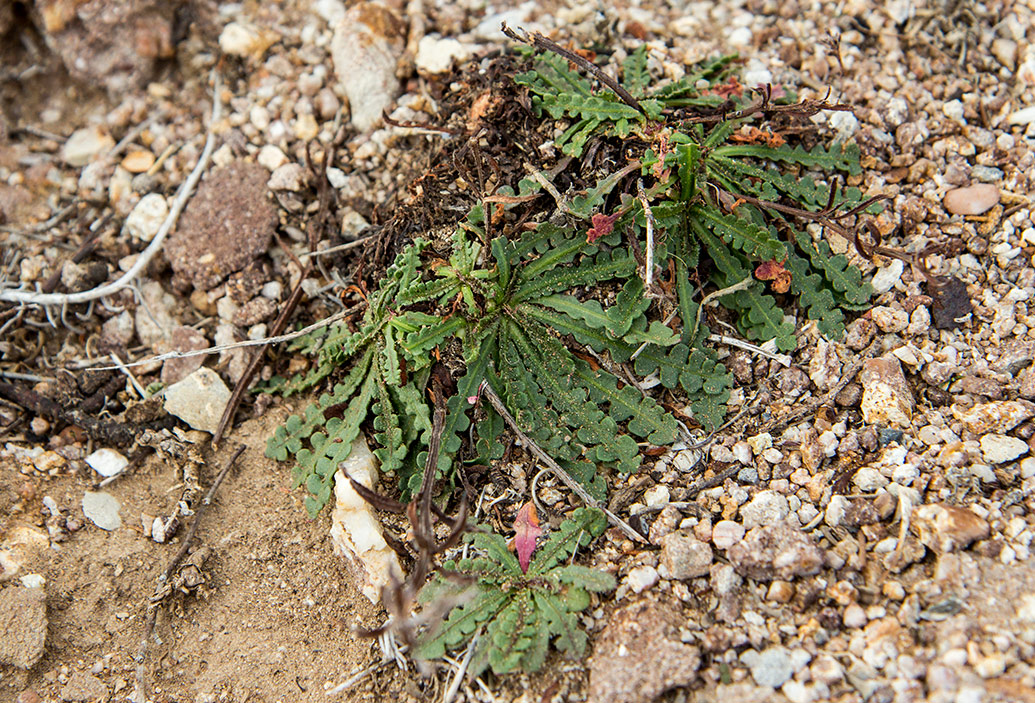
left=729, top=126, right=786, bottom=148
left=754, top=258, right=792, bottom=293
left=708, top=75, right=743, bottom=98
left=587, top=212, right=620, bottom=243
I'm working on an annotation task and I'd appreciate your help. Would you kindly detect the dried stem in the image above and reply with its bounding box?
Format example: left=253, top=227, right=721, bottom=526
left=502, top=24, right=646, bottom=116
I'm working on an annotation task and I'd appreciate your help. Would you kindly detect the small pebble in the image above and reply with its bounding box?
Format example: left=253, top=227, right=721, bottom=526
left=1007, top=106, right=1035, bottom=126
left=257, top=144, right=289, bottom=171
left=268, top=163, right=307, bottom=191
left=741, top=647, right=811, bottom=688
left=870, top=306, right=909, bottom=333
left=912, top=503, right=989, bottom=553
left=62, top=126, right=114, bottom=166
left=626, top=565, right=659, bottom=594
left=711, top=520, right=746, bottom=549
left=843, top=603, right=867, bottom=628
left=124, top=193, right=168, bottom=242
left=870, top=260, right=904, bottom=294
left=859, top=357, right=914, bottom=428
left=975, top=654, right=1007, bottom=678
left=163, top=367, right=232, bottom=434
left=85, top=448, right=128, bottom=478
left=415, top=35, right=471, bottom=74
left=980, top=434, right=1029, bottom=463
left=943, top=184, right=1000, bottom=216
left=740, top=490, right=789, bottom=529
left=883, top=581, right=906, bottom=600
left=767, top=581, right=795, bottom=603
left=120, top=149, right=155, bottom=173
left=644, top=485, right=670, bottom=509
left=82, top=492, right=122, bottom=530
left=659, top=533, right=713, bottom=580
left=747, top=433, right=773, bottom=453
left=219, top=21, right=278, bottom=59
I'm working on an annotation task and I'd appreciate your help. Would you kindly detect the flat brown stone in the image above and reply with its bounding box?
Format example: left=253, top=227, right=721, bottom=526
left=166, top=160, right=277, bottom=291
left=0, top=586, right=47, bottom=669
left=588, top=598, right=700, bottom=703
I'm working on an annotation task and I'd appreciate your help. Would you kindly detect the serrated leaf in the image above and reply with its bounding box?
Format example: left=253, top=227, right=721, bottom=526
left=528, top=508, right=607, bottom=575
left=575, top=360, right=678, bottom=446
left=550, top=564, right=617, bottom=593
left=486, top=594, right=538, bottom=674
left=532, top=590, right=587, bottom=657
left=694, top=222, right=797, bottom=351
left=691, top=203, right=786, bottom=261
left=399, top=314, right=466, bottom=363
left=294, top=371, right=378, bottom=515
left=372, top=376, right=406, bottom=475
left=515, top=52, right=591, bottom=98
left=783, top=244, right=846, bottom=338
left=622, top=45, right=650, bottom=97
left=568, top=168, right=642, bottom=220
left=469, top=530, right=523, bottom=575
left=651, top=54, right=738, bottom=100
left=522, top=304, right=636, bottom=363
left=415, top=586, right=511, bottom=661
left=678, top=349, right=733, bottom=430
left=515, top=249, right=637, bottom=303
left=607, top=277, right=650, bottom=337
left=713, top=141, right=862, bottom=175
left=538, top=294, right=610, bottom=330
left=265, top=349, right=373, bottom=463
left=622, top=319, right=680, bottom=347
left=634, top=342, right=688, bottom=388
left=794, top=230, right=872, bottom=306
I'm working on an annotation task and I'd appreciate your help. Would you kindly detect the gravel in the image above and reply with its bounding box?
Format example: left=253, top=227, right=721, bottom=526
left=2, top=0, right=1035, bottom=698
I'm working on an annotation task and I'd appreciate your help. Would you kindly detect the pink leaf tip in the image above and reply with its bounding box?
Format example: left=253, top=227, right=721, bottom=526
left=513, top=501, right=542, bottom=573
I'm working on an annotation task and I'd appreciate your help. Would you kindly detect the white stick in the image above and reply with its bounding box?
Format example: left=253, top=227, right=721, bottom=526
left=637, top=181, right=655, bottom=290
left=708, top=333, right=792, bottom=366
left=76, top=306, right=356, bottom=371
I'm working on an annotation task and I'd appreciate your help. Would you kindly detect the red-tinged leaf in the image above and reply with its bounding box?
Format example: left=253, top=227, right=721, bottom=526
left=708, top=75, right=743, bottom=98
left=586, top=212, right=620, bottom=244
left=513, top=501, right=542, bottom=573
left=754, top=258, right=792, bottom=294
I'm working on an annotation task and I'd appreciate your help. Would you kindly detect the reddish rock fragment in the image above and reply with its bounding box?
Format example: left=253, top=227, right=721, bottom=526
left=166, top=161, right=277, bottom=291
left=588, top=598, right=700, bottom=703
left=727, top=523, right=825, bottom=581
left=912, top=504, right=989, bottom=554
